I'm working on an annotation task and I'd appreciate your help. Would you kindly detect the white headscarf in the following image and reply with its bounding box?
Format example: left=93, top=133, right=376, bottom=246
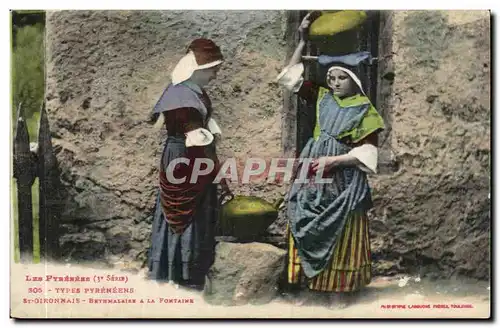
left=327, top=66, right=366, bottom=96
left=171, top=51, right=223, bottom=85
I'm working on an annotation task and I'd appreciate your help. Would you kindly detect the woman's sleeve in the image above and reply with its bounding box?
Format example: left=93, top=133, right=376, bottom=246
left=276, top=63, right=318, bottom=103
left=167, top=108, right=221, bottom=178
left=348, top=133, right=379, bottom=174
left=207, top=117, right=222, bottom=135
left=178, top=107, right=205, bottom=132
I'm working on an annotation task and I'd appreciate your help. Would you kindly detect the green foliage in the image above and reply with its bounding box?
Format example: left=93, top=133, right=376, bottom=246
left=12, top=22, right=45, bottom=136
left=12, top=10, right=45, bottom=15
left=11, top=12, right=45, bottom=263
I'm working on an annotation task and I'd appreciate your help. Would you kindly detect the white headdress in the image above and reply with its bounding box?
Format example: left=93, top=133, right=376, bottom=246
left=327, top=66, right=366, bottom=96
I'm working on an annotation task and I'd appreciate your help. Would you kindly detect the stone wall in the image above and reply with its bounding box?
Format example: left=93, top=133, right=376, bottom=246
left=45, top=10, right=288, bottom=268
left=369, top=10, right=490, bottom=280
left=46, top=10, right=490, bottom=280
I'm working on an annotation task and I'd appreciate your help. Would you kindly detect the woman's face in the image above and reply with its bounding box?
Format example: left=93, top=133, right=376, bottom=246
left=326, top=69, right=355, bottom=98
left=192, top=65, right=221, bottom=86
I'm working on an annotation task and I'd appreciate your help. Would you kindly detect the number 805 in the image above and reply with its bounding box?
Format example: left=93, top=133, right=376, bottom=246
left=28, top=287, right=42, bottom=293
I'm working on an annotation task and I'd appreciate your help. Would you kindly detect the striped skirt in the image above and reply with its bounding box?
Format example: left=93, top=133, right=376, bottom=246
left=287, top=210, right=372, bottom=292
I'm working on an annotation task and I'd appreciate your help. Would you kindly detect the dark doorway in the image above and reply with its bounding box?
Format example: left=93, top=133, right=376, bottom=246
left=296, top=11, right=381, bottom=152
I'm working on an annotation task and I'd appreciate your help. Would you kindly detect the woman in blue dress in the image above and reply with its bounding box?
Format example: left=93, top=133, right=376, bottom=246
left=277, top=13, right=385, bottom=307
left=148, top=38, right=232, bottom=291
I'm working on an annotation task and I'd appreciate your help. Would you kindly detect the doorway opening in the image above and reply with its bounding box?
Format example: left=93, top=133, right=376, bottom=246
left=296, top=11, right=381, bottom=152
